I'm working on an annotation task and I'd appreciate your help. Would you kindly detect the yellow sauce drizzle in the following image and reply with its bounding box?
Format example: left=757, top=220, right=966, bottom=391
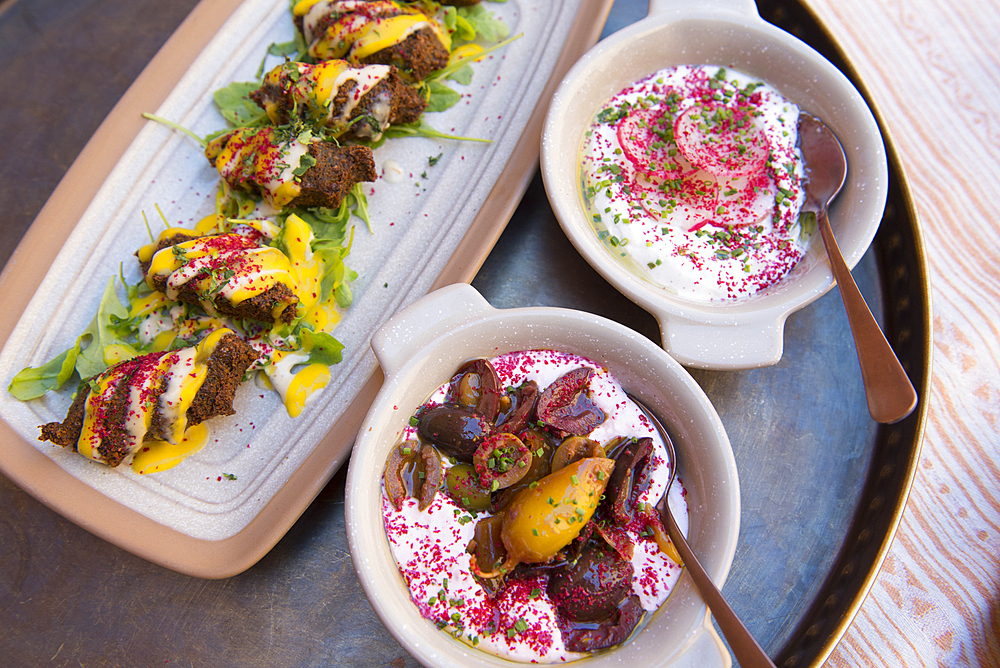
left=131, top=423, right=210, bottom=474
left=284, top=363, right=331, bottom=418
left=311, top=4, right=450, bottom=61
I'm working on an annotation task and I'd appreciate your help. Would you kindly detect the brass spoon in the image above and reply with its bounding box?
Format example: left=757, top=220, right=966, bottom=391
left=628, top=393, right=777, bottom=668
left=798, top=113, right=917, bottom=424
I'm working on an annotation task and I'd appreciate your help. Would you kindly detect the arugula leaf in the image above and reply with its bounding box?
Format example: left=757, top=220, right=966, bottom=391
left=376, top=117, right=491, bottom=147
left=316, top=236, right=356, bottom=308
left=301, top=329, right=344, bottom=367
left=446, top=64, right=474, bottom=86
left=268, top=40, right=299, bottom=58
left=335, top=269, right=357, bottom=309
left=428, top=33, right=522, bottom=84
left=458, top=5, right=511, bottom=42
left=76, top=277, right=136, bottom=380
left=283, top=202, right=351, bottom=245
left=425, top=80, right=462, bottom=113
left=213, top=81, right=268, bottom=128
left=348, top=183, right=371, bottom=233
left=8, top=277, right=136, bottom=400
left=442, top=8, right=477, bottom=42
left=7, top=348, right=79, bottom=401
left=256, top=39, right=302, bottom=78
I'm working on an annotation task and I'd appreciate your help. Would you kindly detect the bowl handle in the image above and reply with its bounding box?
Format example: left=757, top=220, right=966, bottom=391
left=648, top=0, right=758, bottom=18
left=671, top=614, right=734, bottom=668
left=370, top=283, right=494, bottom=377
left=657, top=315, right=786, bottom=370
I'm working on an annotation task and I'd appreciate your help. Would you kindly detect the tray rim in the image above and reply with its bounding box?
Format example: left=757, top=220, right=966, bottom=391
left=0, top=0, right=616, bottom=579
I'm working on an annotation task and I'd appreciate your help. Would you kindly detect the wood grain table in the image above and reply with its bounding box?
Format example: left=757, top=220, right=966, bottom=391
left=0, top=0, right=996, bottom=666
left=802, top=0, right=1000, bottom=665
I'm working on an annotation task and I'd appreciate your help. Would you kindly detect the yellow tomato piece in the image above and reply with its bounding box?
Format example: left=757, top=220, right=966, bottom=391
left=500, top=457, right=614, bottom=564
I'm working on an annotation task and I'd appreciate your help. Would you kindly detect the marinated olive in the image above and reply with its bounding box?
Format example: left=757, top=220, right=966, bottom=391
left=551, top=436, right=605, bottom=472
left=445, top=463, right=492, bottom=512
left=467, top=514, right=507, bottom=594
left=456, top=373, right=482, bottom=408
left=417, top=403, right=493, bottom=461
left=492, top=428, right=555, bottom=512
left=383, top=440, right=443, bottom=511
left=473, top=432, right=532, bottom=491
left=499, top=457, right=615, bottom=567
left=603, top=437, right=653, bottom=525
left=547, top=541, right=634, bottom=622
left=451, top=358, right=501, bottom=421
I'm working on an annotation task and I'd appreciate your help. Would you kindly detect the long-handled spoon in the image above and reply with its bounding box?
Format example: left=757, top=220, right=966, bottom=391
left=798, top=113, right=917, bottom=424
left=628, top=393, right=777, bottom=668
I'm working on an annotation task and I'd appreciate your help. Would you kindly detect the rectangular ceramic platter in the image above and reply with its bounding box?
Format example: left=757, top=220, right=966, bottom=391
left=0, top=0, right=586, bottom=542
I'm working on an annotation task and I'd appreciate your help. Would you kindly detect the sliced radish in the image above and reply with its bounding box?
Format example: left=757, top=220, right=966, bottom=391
left=673, top=102, right=770, bottom=178
left=617, top=107, right=682, bottom=181
left=713, top=171, right=776, bottom=228
left=633, top=164, right=719, bottom=230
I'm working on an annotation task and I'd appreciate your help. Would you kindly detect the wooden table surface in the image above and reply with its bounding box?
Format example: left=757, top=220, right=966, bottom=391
left=801, top=0, right=1000, bottom=665
left=0, top=0, right=997, bottom=666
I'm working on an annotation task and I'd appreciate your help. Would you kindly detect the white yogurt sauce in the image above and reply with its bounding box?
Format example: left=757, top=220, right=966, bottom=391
left=382, top=350, right=689, bottom=663
left=580, top=65, right=812, bottom=301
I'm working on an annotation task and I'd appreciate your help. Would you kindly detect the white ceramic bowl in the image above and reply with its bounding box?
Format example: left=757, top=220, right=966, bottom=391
left=345, top=284, right=740, bottom=668
left=541, top=0, right=889, bottom=369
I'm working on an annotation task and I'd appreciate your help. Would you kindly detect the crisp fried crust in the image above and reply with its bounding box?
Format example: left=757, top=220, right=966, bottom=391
left=38, top=333, right=258, bottom=467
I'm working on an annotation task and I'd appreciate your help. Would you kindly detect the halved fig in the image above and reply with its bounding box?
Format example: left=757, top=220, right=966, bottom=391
left=537, top=367, right=606, bottom=436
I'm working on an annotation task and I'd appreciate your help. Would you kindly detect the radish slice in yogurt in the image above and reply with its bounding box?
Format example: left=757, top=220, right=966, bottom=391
left=673, top=102, right=770, bottom=178
left=617, top=107, right=682, bottom=181
left=633, top=168, right=719, bottom=230
left=714, top=170, right=776, bottom=227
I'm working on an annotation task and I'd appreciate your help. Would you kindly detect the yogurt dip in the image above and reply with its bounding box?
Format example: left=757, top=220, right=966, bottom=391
left=580, top=64, right=812, bottom=301
left=381, top=350, right=689, bottom=663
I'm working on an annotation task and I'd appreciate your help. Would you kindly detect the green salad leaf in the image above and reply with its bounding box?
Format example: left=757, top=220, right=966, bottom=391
left=425, top=80, right=462, bottom=113
left=456, top=4, right=511, bottom=43
left=7, top=348, right=79, bottom=401
left=8, top=277, right=136, bottom=400
left=213, top=81, right=269, bottom=128
left=301, top=329, right=345, bottom=367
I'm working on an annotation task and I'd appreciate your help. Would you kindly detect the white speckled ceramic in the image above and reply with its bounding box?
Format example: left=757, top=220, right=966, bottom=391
left=345, top=284, right=740, bottom=668
left=541, top=0, right=889, bottom=369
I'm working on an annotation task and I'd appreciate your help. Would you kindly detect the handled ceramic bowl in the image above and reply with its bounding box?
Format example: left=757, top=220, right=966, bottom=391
left=541, top=0, right=888, bottom=369
left=345, top=283, right=740, bottom=668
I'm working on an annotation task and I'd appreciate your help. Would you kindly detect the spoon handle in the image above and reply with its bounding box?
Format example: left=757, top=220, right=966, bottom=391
left=661, top=507, right=777, bottom=668
left=817, top=209, right=918, bottom=423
